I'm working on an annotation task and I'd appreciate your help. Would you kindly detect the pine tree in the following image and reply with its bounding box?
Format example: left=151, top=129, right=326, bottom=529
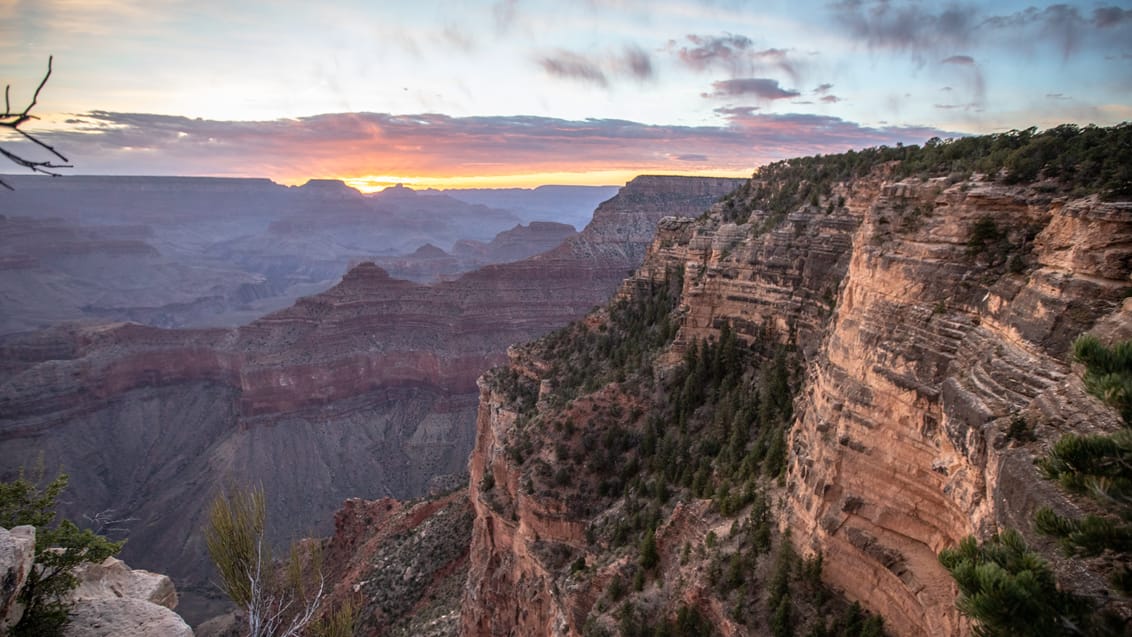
left=938, top=530, right=1087, bottom=637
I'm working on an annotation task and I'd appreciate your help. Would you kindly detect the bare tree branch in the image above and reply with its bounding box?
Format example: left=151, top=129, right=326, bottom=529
left=0, top=56, right=72, bottom=190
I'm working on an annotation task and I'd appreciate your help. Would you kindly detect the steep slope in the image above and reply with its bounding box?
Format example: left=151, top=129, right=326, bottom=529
left=462, top=129, right=1132, bottom=636
left=0, top=175, right=742, bottom=624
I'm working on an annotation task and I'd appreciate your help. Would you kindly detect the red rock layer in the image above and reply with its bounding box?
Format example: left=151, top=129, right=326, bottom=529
left=0, top=175, right=744, bottom=624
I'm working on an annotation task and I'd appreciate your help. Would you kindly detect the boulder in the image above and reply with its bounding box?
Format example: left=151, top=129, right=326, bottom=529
left=0, top=525, right=36, bottom=630
left=71, top=556, right=178, bottom=609
left=64, top=556, right=192, bottom=636
left=62, top=597, right=193, bottom=637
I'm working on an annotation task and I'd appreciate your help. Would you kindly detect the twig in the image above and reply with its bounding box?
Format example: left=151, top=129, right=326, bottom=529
left=1, top=56, right=71, bottom=188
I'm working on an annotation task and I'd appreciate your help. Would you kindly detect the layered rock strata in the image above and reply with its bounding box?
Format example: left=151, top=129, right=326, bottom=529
left=462, top=172, right=1131, bottom=636
left=0, top=175, right=743, bottom=623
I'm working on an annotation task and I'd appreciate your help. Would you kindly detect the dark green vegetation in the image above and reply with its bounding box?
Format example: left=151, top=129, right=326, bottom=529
left=0, top=470, right=123, bottom=636
left=939, top=531, right=1096, bottom=637
left=492, top=264, right=883, bottom=635
left=1034, top=336, right=1132, bottom=595
left=719, top=123, right=1132, bottom=229
left=1072, top=335, right=1132, bottom=425
left=494, top=124, right=1132, bottom=636
left=943, top=337, right=1132, bottom=635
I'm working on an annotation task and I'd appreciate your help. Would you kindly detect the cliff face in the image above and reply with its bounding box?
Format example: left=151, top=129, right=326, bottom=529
left=788, top=182, right=1131, bottom=636
left=462, top=170, right=1131, bottom=635
left=0, top=175, right=742, bottom=623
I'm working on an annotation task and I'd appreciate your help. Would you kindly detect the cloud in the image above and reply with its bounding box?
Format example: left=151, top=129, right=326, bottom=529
left=940, top=55, right=975, bottom=65
left=829, top=0, right=977, bottom=60
left=714, top=106, right=760, bottom=117
left=831, top=1, right=1132, bottom=61
left=1093, top=6, right=1132, bottom=28
left=820, top=95, right=842, bottom=103
left=539, top=51, right=608, bottom=86
left=672, top=34, right=805, bottom=83
left=814, top=83, right=834, bottom=94
left=703, top=78, right=800, bottom=100
left=493, top=0, right=519, bottom=34
left=1046, top=93, right=1071, bottom=100
left=674, top=33, right=753, bottom=72
left=538, top=45, right=655, bottom=86
left=14, top=110, right=958, bottom=183
left=751, top=47, right=802, bottom=85
left=939, top=54, right=984, bottom=108
left=618, top=45, right=654, bottom=80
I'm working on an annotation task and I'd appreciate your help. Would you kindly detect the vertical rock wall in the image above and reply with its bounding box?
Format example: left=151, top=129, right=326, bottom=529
left=461, top=172, right=1132, bottom=636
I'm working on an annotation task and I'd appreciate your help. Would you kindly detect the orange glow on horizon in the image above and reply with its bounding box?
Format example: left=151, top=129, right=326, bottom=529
left=274, top=168, right=752, bottom=193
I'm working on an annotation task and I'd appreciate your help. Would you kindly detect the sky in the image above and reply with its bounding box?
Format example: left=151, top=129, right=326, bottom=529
left=1, top=0, right=1130, bottom=191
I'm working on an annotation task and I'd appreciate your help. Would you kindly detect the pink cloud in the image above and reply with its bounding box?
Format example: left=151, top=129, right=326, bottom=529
left=12, top=110, right=957, bottom=184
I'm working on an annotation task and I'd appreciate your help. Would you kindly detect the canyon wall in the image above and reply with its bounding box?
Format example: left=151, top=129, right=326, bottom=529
left=0, top=175, right=742, bottom=623
left=462, top=170, right=1131, bottom=635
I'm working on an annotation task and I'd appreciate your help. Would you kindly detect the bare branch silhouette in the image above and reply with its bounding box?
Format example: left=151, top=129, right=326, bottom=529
left=1, top=55, right=72, bottom=190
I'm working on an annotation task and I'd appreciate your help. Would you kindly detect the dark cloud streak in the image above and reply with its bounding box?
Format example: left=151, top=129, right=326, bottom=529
left=703, top=78, right=800, bottom=100
left=539, top=52, right=608, bottom=86
left=831, top=1, right=1132, bottom=62
left=675, top=33, right=753, bottom=72
left=538, top=45, right=655, bottom=86
left=673, top=34, right=804, bottom=84
left=23, top=110, right=958, bottom=179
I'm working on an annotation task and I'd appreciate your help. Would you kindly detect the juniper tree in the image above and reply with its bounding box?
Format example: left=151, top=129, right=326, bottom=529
left=0, top=470, right=122, bottom=636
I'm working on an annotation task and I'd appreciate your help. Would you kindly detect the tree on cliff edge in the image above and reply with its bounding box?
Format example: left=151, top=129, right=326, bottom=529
left=0, top=469, right=123, bottom=636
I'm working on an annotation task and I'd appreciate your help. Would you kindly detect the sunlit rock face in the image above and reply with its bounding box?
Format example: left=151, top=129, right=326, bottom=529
left=461, top=169, right=1131, bottom=636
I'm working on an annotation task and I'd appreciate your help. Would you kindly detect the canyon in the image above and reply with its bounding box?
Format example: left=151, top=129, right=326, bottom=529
left=0, top=174, right=742, bottom=624
left=5, top=130, right=1130, bottom=637
left=0, top=175, right=616, bottom=333
left=459, top=156, right=1131, bottom=635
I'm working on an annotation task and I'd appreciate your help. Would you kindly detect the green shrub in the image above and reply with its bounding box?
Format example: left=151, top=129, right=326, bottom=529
left=938, top=530, right=1088, bottom=637
left=0, top=470, right=123, bottom=636
left=1073, top=335, right=1132, bottom=424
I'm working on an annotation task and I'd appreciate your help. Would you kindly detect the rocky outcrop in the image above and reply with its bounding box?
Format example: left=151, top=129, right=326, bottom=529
left=71, top=557, right=179, bottom=610
left=0, top=525, right=35, bottom=631
left=0, top=527, right=191, bottom=637
left=320, top=491, right=473, bottom=637
left=0, top=176, right=614, bottom=333
left=65, top=556, right=191, bottom=637
left=450, top=221, right=578, bottom=267
left=0, top=175, right=742, bottom=624
left=462, top=168, right=1132, bottom=635
left=63, top=598, right=193, bottom=637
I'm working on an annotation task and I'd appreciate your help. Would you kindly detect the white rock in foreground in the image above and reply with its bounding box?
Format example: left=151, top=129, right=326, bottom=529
left=71, top=557, right=178, bottom=609
left=0, top=525, right=36, bottom=631
left=62, top=597, right=193, bottom=637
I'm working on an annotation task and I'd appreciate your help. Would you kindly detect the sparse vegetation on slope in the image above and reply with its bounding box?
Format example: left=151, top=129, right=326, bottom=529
left=470, top=124, right=1132, bottom=637
left=943, top=337, right=1132, bottom=635
left=487, top=259, right=884, bottom=635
